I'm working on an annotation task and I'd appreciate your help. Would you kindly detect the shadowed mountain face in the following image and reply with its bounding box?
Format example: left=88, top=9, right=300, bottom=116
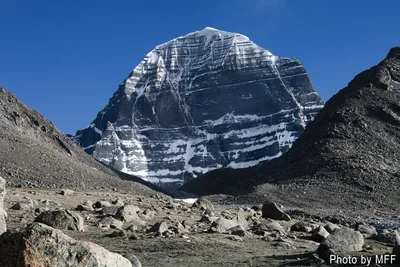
left=0, top=87, right=165, bottom=196
left=73, top=27, right=323, bottom=188
left=180, top=47, right=400, bottom=211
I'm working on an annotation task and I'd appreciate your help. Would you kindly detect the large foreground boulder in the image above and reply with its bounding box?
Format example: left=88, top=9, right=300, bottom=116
left=209, top=213, right=248, bottom=233
left=34, top=209, right=84, bottom=231
left=0, top=223, right=135, bottom=267
left=318, top=228, right=364, bottom=254
left=0, top=176, right=6, bottom=235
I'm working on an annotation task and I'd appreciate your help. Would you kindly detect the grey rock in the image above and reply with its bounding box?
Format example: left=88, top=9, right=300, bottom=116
left=193, top=197, right=214, bottom=211
left=0, top=176, right=6, bottom=235
left=252, top=221, right=286, bottom=235
left=107, top=230, right=127, bottom=238
left=311, top=226, right=330, bottom=242
left=372, top=229, right=400, bottom=244
left=356, top=224, right=376, bottom=237
left=60, top=188, right=74, bottom=196
left=291, top=221, right=313, bottom=233
left=94, top=201, right=112, bottom=209
left=98, top=216, right=124, bottom=230
left=126, top=254, right=142, bottom=267
left=73, top=27, right=323, bottom=188
left=318, top=228, right=364, bottom=253
left=34, top=209, right=84, bottom=231
left=261, top=202, right=291, bottom=221
left=209, top=213, right=248, bottom=233
left=112, top=198, right=125, bottom=206
left=229, top=225, right=250, bottom=237
left=11, top=200, right=34, bottom=211
left=147, top=222, right=169, bottom=235
left=0, top=223, right=133, bottom=267
left=324, top=222, right=341, bottom=233
left=227, top=235, right=243, bottom=242
left=115, top=205, right=140, bottom=222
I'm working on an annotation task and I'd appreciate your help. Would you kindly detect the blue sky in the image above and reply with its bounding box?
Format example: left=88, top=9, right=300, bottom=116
left=0, top=0, right=399, bottom=134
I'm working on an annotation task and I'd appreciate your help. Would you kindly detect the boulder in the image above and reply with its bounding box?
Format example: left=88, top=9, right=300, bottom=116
left=34, top=209, right=84, bottom=231
left=356, top=224, right=376, bottom=237
left=94, top=201, right=112, bottom=209
left=192, top=197, right=214, bottom=211
left=291, top=221, right=313, bottom=233
left=0, top=223, right=134, bottom=267
left=60, top=188, right=75, bottom=196
left=76, top=200, right=94, bottom=211
left=324, top=222, right=341, bottom=233
left=209, top=213, right=248, bottom=233
left=318, top=228, right=364, bottom=254
left=11, top=199, right=34, bottom=211
left=252, top=221, right=286, bottom=235
left=98, top=216, right=124, bottom=230
left=0, top=176, right=6, bottom=235
left=115, top=205, right=140, bottom=222
left=261, top=202, right=291, bottom=221
left=147, top=221, right=168, bottom=235
left=311, top=226, right=330, bottom=242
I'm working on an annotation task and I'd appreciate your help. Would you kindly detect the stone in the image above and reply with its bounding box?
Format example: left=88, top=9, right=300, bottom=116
left=324, top=222, right=341, bottom=233
left=107, top=230, right=127, bottom=238
left=356, top=224, right=376, bottom=237
left=261, top=202, right=291, bottom=221
left=98, top=216, right=124, bottom=230
left=372, top=229, right=400, bottom=244
left=0, top=176, right=6, bottom=235
left=393, top=231, right=400, bottom=263
left=126, top=254, right=142, bottom=267
left=192, top=197, right=214, bottom=211
left=229, top=225, right=250, bottom=237
left=0, top=223, right=133, bottom=267
left=77, top=200, right=94, bottom=211
left=94, top=200, right=112, bottom=209
left=291, top=221, right=313, bottom=233
left=100, top=206, right=119, bottom=216
left=252, top=221, right=286, bottom=235
left=147, top=222, right=169, bottom=235
left=34, top=209, right=84, bottom=231
left=311, top=226, right=330, bottom=242
left=115, top=205, right=140, bottom=222
left=60, top=188, right=74, bottom=196
left=209, top=213, right=248, bottom=233
left=318, top=228, right=364, bottom=254
left=11, top=200, right=34, bottom=211
left=173, top=222, right=189, bottom=234
left=112, top=198, right=125, bottom=206
left=227, top=235, right=243, bottom=242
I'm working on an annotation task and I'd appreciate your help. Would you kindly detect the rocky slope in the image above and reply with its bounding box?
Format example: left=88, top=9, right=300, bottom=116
left=180, top=47, right=400, bottom=212
left=73, top=27, right=324, bottom=188
left=0, top=87, right=165, bottom=195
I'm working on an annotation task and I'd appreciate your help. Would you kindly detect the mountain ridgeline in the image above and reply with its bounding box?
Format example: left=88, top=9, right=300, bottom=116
left=73, top=27, right=324, bottom=188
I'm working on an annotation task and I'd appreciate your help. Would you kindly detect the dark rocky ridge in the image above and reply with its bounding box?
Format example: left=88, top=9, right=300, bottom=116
left=73, top=27, right=324, bottom=188
left=180, top=47, right=400, bottom=212
left=0, top=87, right=166, bottom=195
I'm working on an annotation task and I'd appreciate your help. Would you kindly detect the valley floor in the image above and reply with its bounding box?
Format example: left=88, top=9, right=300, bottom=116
left=3, top=188, right=398, bottom=267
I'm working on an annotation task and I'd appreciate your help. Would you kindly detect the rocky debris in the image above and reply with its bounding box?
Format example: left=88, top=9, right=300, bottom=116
left=11, top=200, right=34, bottom=211
left=324, top=222, right=341, bottom=233
left=311, top=226, right=330, bottom=242
left=140, top=209, right=156, bottom=220
left=98, top=216, right=124, bottom=230
left=192, top=197, right=214, bottom=211
left=60, top=188, right=74, bottom=196
left=290, top=221, right=313, bottom=233
left=209, top=213, right=248, bottom=233
left=34, top=209, right=84, bottom=231
left=77, top=200, right=94, bottom=211
left=0, top=222, right=134, bottom=267
left=252, top=221, right=286, bottom=236
left=147, top=221, right=168, bottom=235
left=115, top=204, right=140, bottom=222
left=0, top=176, right=6, bottom=235
left=173, top=222, right=189, bottom=235
left=94, top=200, right=112, bottom=209
left=318, top=228, right=364, bottom=254
left=261, top=202, right=291, bottom=221
left=229, top=225, right=250, bottom=237
left=112, top=198, right=125, bottom=206
left=100, top=206, right=119, bottom=216
left=356, top=224, right=376, bottom=237
left=372, top=229, right=400, bottom=244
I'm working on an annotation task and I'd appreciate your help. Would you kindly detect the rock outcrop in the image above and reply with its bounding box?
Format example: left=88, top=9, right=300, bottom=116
left=0, top=222, right=135, bottom=267
left=73, top=27, right=323, bottom=188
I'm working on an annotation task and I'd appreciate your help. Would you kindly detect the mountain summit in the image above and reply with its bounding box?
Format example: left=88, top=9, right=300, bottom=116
left=73, top=27, right=324, bottom=188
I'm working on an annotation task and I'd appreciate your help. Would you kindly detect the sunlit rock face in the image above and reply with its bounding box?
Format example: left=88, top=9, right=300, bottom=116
left=73, top=27, right=324, bottom=188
